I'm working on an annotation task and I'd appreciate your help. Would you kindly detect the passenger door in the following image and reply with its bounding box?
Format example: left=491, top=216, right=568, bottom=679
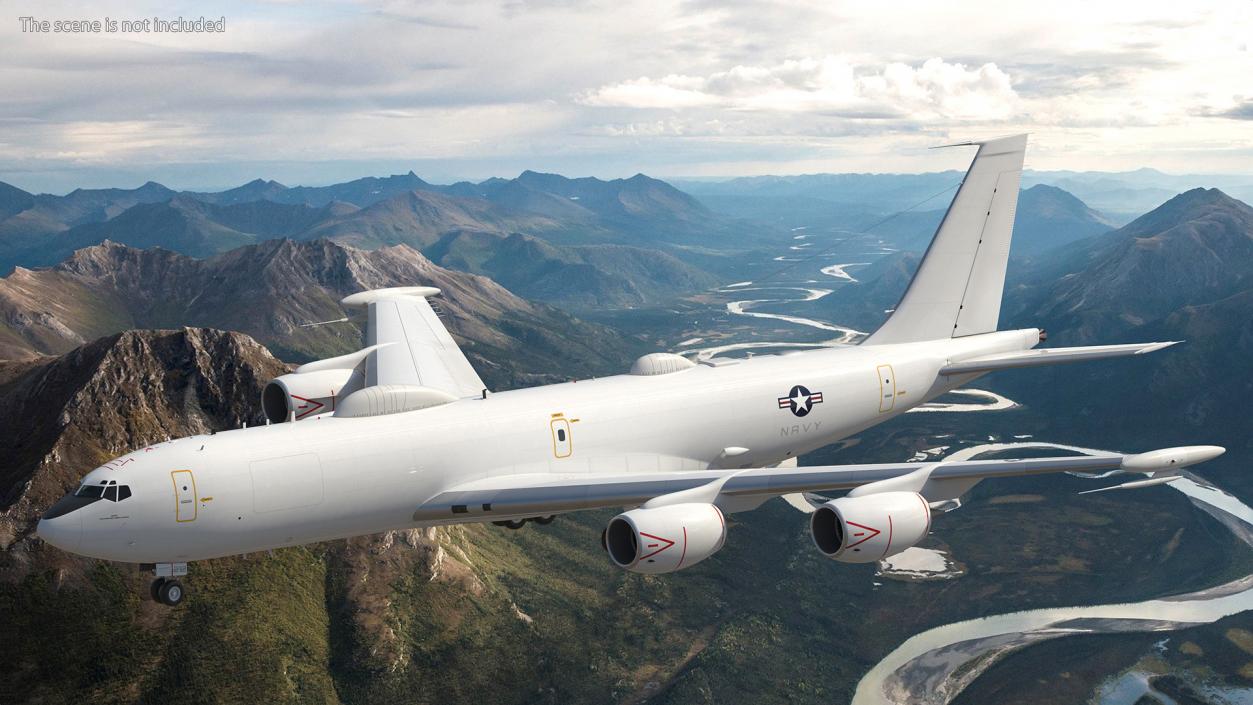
left=172, top=469, right=198, bottom=522
left=876, top=364, right=896, bottom=413
left=550, top=414, right=573, bottom=458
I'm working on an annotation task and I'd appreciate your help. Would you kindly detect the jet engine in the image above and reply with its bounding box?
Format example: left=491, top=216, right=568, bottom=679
left=262, top=368, right=362, bottom=423
left=809, top=491, right=931, bottom=563
left=604, top=503, right=726, bottom=574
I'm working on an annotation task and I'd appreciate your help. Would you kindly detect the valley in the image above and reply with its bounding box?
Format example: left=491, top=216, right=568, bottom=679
left=1, top=168, right=1252, bottom=704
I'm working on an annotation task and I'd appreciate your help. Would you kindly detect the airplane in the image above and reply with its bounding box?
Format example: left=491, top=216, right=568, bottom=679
left=37, top=134, right=1225, bottom=607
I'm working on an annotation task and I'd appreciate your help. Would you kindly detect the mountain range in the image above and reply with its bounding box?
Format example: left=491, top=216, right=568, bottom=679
left=0, top=239, right=640, bottom=387
left=997, top=188, right=1253, bottom=482
left=680, top=167, right=1253, bottom=223
left=0, top=173, right=745, bottom=308
left=2, top=166, right=1252, bottom=703
left=681, top=176, right=1117, bottom=255
left=799, top=187, right=1253, bottom=498
left=0, top=172, right=1129, bottom=310
left=2, top=327, right=1241, bottom=705
left=863, top=184, right=1117, bottom=255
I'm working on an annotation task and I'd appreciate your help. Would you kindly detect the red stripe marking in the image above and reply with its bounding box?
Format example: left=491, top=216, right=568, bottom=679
left=881, top=515, right=895, bottom=559
left=714, top=505, right=726, bottom=551
left=918, top=493, right=932, bottom=535
left=677, top=527, right=688, bottom=569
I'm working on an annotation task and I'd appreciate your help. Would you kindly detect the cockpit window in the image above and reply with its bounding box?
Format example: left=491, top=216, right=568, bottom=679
left=74, top=480, right=132, bottom=502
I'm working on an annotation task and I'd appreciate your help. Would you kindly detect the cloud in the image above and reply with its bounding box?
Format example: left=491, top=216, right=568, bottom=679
left=581, top=57, right=1019, bottom=121
left=1, top=0, right=1251, bottom=190
left=1201, top=98, right=1253, bottom=120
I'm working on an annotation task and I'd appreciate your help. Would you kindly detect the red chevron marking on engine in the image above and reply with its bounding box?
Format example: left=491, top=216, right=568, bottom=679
left=639, top=532, right=676, bottom=560
left=845, top=521, right=881, bottom=548
left=291, top=394, right=325, bottom=420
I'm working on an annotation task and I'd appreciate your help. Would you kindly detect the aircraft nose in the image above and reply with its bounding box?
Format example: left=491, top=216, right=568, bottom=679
left=37, top=509, right=83, bottom=553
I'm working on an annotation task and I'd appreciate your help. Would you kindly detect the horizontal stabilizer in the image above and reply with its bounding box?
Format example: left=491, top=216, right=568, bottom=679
left=940, top=341, right=1179, bottom=375
left=341, top=286, right=441, bottom=308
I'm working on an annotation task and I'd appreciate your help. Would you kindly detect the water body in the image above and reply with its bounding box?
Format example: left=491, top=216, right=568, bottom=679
left=693, top=230, right=1251, bottom=703
left=908, top=389, right=1020, bottom=413
left=682, top=236, right=1004, bottom=411
left=819, top=262, right=870, bottom=283
left=852, top=444, right=1253, bottom=705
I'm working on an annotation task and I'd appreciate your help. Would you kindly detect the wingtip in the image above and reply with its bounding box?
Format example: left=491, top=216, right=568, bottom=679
left=1134, top=340, right=1182, bottom=354
left=1121, top=445, right=1226, bottom=472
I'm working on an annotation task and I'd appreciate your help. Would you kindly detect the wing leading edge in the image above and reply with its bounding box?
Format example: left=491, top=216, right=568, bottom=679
left=412, top=446, right=1224, bottom=522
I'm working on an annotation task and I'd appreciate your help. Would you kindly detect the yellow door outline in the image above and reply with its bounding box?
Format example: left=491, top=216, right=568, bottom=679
left=550, top=414, right=573, bottom=458
left=172, top=469, right=198, bottom=522
left=876, top=364, right=896, bottom=413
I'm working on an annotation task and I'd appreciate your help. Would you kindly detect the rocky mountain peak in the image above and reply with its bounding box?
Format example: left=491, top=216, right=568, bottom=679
left=0, top=328, right=286, bottom=561
left=1119, top=187, right=1253, bottom=240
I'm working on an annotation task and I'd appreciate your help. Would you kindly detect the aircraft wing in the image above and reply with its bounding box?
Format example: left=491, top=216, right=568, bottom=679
left=341, top=287, right=486, bottom=398
left=940, top=341, right=1180, bottom=375
left=411, top=446, right=1224, bottom=521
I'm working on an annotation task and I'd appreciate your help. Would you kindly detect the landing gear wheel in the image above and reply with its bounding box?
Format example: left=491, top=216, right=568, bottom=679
left=150, top=577, right=167, bottom=602
left=157, top=579, right=185, bottom=607
left=503, top=519, right=526, bottom=530
left=533, top=516, right=555, bottom=526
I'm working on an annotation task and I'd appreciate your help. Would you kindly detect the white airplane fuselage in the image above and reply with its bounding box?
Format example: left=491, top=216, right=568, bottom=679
left=39, top=328, right=1039, bottom=564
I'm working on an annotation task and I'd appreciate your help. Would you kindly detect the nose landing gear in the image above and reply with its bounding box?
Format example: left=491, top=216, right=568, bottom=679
left=143, top=562, right=189, bottom=607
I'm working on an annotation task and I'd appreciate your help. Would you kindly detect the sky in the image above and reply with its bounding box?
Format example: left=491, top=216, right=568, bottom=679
left=2, top=0, right=1252, bottom=193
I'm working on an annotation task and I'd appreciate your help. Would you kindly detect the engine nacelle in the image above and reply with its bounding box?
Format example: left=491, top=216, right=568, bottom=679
left=604, top=503, right=726, bottom=574
left=810, top=491, right=931, bottom=563
left=262, top=368, right=361, bottom=423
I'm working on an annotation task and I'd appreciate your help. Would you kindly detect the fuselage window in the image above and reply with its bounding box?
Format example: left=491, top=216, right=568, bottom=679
left=557, top=429, right=567, bottom=442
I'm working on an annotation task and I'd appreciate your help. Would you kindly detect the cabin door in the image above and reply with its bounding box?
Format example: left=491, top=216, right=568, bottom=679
left=550, top=415, right=573, bottom=458
left=172, top=470, right=198, bottom=522
left=876, top=365, right=896, bottom=413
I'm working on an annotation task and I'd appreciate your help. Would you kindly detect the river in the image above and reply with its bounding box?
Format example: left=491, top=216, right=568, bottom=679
left=688, top=234, right=1253, bottom=704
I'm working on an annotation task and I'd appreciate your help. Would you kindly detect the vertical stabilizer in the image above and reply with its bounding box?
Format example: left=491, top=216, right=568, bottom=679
left=863, top=134, right=1027, bottom=345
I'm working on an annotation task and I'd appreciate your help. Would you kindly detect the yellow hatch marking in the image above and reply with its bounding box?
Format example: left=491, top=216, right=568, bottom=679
left=171, top=470, right=198, bottom=522
left=550, top=417, right=573, bottom=458
left=876, top=364, right=897, bottom=413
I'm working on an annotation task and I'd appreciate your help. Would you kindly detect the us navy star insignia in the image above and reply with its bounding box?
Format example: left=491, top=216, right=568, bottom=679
left=777, top=384, right=824, bottom=417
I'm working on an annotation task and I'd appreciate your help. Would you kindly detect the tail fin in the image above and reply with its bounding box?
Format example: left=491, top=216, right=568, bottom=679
left=863, top=134, right=1027, bottom=345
